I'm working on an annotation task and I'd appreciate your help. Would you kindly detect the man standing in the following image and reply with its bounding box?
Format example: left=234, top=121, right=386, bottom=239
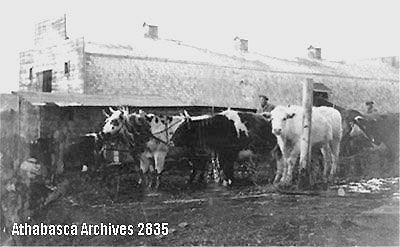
left=366, top=101, right=378, bottom=114
left=257, top=95, right=275, bottom=113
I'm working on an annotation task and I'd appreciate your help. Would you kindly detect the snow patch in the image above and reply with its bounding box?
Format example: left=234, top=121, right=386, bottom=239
left=334, top=177, right=399, bottom=194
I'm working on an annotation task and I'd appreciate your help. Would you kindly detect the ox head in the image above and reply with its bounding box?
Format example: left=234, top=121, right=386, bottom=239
left=351, top=115, right=378, bottom=143
left=264, top=106, right=296, bottom=136
left=102, top=107, right=128, bottom=135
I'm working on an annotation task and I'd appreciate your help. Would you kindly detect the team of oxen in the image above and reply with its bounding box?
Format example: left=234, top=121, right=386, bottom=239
left=74, top=101, right=398, bottom=190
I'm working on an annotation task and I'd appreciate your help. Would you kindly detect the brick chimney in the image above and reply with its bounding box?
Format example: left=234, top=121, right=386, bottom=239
left=143, top=22, right=158, bottom=39
left=234, top=36, right=248, bottom=52
left=308, top=45, right=322, bottom=60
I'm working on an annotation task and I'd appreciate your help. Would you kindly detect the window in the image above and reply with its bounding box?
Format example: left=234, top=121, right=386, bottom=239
left=64, top=61, right=70, bottom=76
left=313, top=91, right=329, bottom=100
left=29, top=67, right=33, bottom=81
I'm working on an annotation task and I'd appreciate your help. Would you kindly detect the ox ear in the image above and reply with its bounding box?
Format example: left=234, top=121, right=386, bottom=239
left=261, top=112, right=272, bottom=120
left=138, top=110, right=146, bottom=118
left=121, top=106, right=129, bottom=115
left=145, top=115, right=153, bottom=122
left=102, top=109, right=110, bottom=118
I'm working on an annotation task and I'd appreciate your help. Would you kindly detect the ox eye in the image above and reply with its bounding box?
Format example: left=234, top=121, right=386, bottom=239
left=111, top=119, right=119, bottom=126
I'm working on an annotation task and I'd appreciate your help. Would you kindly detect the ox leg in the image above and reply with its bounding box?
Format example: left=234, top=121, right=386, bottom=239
left=282, top=144, right=300, bottom=186
left=139, top=156, right=151, bottom=189
left=142, top=156, right=155, bottom=189
left=320, top=144, right=332, bottom=183
left=153, top=151, right=167, bottom=189
left=283, top=155, right=297, bottom=186
left=280, top=159, right=288, bottom=184
left=329, top=139, right=341, bottom=181
left=148, top=163, right=155, bottom=188
left=219, top=153, right=234, bottom=186
left=271, top=146, right=283, bottom=184
left=273, top=157, right=284, bottom=184
left=187, top=160, right=196, bottom=185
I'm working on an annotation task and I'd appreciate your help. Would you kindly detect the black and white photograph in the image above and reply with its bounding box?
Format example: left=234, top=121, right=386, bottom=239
left=0, top=0, right=399, bottom=245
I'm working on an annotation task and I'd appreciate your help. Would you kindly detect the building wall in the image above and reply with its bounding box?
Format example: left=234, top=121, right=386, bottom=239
left=19, top=37, right=85, bottom=93
left=85, top=53, right=399, bottom=113
left=34, top=15, right=67, bottom=47
left=0, top=96, right=40, bottom=166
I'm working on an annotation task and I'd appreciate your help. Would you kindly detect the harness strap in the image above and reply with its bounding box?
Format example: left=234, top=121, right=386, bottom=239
left=151, top=118, right=184, bottom=145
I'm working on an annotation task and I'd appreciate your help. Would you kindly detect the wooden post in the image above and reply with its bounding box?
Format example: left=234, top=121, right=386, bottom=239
left=299, top=78, right=314, bottom=188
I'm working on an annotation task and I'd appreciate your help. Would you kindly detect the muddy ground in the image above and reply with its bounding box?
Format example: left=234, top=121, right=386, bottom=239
left=16, top=169, right=400, bottom=246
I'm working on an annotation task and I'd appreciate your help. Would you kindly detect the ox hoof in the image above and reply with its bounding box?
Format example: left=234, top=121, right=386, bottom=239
left=222, top=179, right=233, bottom=187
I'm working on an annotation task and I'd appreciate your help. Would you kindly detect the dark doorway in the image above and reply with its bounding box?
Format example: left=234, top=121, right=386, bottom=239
left=313, top=91, right=329, bottom=100
left=38, top=70, right=52, bottom=92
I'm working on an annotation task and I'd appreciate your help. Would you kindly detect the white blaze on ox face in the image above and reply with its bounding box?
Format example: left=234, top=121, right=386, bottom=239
left=269, top=106, right=297, bottom=136
left=103, top=111, right=123, bottom=134
left=220, top=109, right=249, bottom=137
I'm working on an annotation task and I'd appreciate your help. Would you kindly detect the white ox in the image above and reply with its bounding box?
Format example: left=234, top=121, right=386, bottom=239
left=266, top=105, right=342, bottom=185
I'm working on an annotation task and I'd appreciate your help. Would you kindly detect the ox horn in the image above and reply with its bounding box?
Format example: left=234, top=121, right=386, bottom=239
left=354, top=116, right=364, bottom=121
left=109, top=107, right=117, bottom=113
left=183, top=110, right=191, bottom=118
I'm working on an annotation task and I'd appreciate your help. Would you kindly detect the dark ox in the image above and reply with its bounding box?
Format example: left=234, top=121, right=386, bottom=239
left=63, top=132, right=107, bottom=172
left=172, top=109, right=279, bottom=185
left=352, top=112, right=399, bottom=163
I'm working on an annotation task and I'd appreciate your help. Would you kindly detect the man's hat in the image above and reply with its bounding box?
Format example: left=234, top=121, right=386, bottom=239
left=365, top=101, right=374, bottom=105
left=259, top=95, right=269, bottom=100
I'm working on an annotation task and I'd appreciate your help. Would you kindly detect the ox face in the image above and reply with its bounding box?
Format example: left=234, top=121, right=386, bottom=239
left=102, top=108, right=125, bottom=135
left=349, top=121, right=367, bottom=138
left=267, top=107, right=296, bottom=136
left=352, top=116, right=377, bottom=143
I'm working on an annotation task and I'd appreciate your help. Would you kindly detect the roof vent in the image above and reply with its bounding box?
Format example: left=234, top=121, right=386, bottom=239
left=308, top=45, right=322, bottom=60
left=143, top=22, right=158, bottom=39
left=234, top=36, right=248, bottom=52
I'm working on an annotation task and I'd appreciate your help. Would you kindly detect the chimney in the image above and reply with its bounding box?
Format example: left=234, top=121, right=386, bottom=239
left=234, top=36, right=248, bottom=52
left=143, top=22, right=158, bottom=39
left=307, top=45, right=322, bottom=60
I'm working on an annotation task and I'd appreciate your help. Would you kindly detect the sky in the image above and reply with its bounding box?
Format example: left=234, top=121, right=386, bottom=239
left=0, top=0, right=399, bottom=93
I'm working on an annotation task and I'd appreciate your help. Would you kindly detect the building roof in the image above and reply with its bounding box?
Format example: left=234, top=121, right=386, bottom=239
left=82, top=38, right=399, bottom=112
left=14, top=91, right=187, bottom=107
left=84, top=38, right=399, bottom=82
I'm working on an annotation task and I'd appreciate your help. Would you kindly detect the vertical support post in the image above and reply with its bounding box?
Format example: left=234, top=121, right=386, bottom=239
left=299, top=78, right=314, bottom=187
